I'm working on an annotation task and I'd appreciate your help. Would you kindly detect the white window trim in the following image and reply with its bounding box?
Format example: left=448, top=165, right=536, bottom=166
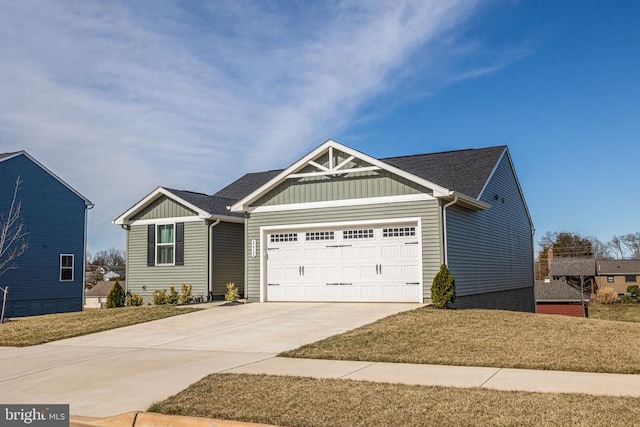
left=156, top=223, right=176, bottom=266
left=60, top=254, right=74, bottom=282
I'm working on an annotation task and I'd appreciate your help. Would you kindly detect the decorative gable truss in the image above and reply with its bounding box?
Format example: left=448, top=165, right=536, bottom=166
left=231, top=140, right=489, bottom=213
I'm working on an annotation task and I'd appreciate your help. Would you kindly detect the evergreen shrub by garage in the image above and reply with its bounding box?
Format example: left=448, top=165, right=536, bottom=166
left=431, top=264, right=456, bottom=309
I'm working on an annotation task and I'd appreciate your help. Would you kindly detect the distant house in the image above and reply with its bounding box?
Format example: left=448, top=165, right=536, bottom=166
left=535, top=280, right=588, bottom=317
left=0, top=151, right=92, bottom=317
left=115, top=140, right=535, bottom=311
left=549, top=257, right=596, bottom=295
left=103, top=270, right=121, bottom=281
left=595, top=259, right=640, bottom=295
left=85, top=281, right=125, bottom=309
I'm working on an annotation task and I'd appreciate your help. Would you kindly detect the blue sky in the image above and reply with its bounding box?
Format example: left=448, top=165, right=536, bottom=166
left=0, top=1, right=638, bottom=256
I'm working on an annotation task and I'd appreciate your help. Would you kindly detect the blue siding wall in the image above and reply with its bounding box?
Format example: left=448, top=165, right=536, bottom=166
left=0, top=154, right=88, bottom=317
left=446, top=151, right=535, bottom=312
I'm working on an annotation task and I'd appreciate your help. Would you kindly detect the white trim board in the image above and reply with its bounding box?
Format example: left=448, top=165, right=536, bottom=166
left=248, top=194, right=435, bottom=213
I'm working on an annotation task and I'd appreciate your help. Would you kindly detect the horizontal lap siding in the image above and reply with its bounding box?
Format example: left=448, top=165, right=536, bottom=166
left=446, top=153, right=534, bottom=305
left=211, top=221, right=245, bottom=298
left=126, top=221, right=208, bottom=302
left=246, top=200, right=441, bottom=302
left=0, top=155, right=87, bottom=317
left=537, top=303, right=585, bottom=317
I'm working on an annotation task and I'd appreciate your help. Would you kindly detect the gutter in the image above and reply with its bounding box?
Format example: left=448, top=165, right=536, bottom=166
left=207, top=218, right=221, bottom=300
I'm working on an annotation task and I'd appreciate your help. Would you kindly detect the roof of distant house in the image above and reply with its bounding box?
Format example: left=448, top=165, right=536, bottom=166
left=535, top=280, right=586, bottom=302
left=596, top=259, right=640, bottom=275
left=86, top=281, right=126, bottom=297
left=550, top=258, right=596, bottom=276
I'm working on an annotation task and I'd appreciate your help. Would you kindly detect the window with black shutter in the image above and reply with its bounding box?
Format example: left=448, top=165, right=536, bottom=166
left=147, top=222, right=184, bottom=266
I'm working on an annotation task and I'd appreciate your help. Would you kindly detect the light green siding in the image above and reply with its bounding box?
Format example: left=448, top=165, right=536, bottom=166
left=211, top=221, right=245, bottom=298
left=132, top=196, right=197, bottom=220
left=126, top=220, right=208, bottom=302
left=446, top=152, right=534, bottom=308
left=253, top=170, right=430, bottom=206
left=246, top=200, right=442, bottom=302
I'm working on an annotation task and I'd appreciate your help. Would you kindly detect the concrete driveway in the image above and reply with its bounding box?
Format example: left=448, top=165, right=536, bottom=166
left=0, top=302, right=417, bottom=416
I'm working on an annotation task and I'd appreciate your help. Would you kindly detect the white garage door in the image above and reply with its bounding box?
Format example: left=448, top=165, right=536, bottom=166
left=266, top=224, right=422, bottom=302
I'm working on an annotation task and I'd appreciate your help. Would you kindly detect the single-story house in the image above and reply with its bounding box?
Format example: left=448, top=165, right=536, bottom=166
left=0, top=151, right=92, bottom=317
left=85, top=281, right=126, bottom=309
left=595, top=259, right=640, bottom=295
left=535, top=280, right=588, bottom=317
left=114, top=140, right=535, bottom=311
left=549, top=257, right=596, bottom=295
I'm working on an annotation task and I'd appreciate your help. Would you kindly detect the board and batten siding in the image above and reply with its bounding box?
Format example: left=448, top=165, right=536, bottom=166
left=246, top=200, right=442, bottom=302
left=127, top=220, right=209, bottom=302
left=445, top=152, right=534, bottom=308
left=211, top=221, right=245, bottom=298
left=132, top=196, right=197, bottom=220
left=0, top=154, right=88, bottom=317
left=254, top=171, right=430, bottom=206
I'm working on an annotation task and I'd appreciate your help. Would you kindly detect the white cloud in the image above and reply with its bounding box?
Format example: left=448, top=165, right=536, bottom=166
left=0, top=0, right=504, bottom=251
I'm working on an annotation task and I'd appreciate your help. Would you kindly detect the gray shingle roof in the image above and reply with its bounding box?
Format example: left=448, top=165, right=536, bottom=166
left=535, top=280, right=585, bottom=302
left=596, top=259, right=640, bottom=275
left=214, top=170, right=283, bottom=200
left=381, top=146, right=506, bottom=198
left=550, top=258, right=596, bottom=276
left=164, top=188, right=243, bottom=217
left=86, top=281, right=126, bottom=297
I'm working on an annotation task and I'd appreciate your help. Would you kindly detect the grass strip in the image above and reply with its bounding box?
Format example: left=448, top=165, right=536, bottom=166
left=149, top=373, right=640, bottom=427
left=281, top=307, right=640, bottom=374
left=0, top=305, right=201, bottom=346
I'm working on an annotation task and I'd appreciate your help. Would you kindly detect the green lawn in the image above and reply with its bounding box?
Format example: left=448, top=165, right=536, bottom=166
left=0, top=305, right=201, bottom=346
left=281, top=307, right=640, bottom=374
left=589, top=302, right=640, bottom=322
left=149, top=373, right=640, bottom=427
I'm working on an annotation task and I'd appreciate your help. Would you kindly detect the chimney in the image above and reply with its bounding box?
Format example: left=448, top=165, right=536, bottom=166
left=547, top=248, right=554, bottom=276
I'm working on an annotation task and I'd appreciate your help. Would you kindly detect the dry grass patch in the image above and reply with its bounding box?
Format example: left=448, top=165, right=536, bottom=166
left=589, top=303, right=640, bottom=322
left=0, top=305, right=201, bottom=346
left=281, top=308, right=640, bottom=374
left=149, top=373, right=640, bottom=427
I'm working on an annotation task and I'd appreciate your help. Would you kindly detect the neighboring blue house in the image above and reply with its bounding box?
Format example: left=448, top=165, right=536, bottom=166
left=0, top=151, right=92, bottom=317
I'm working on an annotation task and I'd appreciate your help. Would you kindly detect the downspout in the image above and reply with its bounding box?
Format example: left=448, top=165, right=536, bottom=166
left=442, top=196, right=458, bottom=266
left=207, top=218, right=221, bottom=301
left=83, top=203, right=95, bottom=310
left=531, top=226, right=537, bottom=313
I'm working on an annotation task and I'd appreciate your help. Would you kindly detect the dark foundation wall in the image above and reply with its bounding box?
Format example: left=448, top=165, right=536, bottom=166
left=451, top=286, right=535, bottom=312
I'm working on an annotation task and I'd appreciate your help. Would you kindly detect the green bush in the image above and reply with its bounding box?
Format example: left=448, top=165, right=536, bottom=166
left=620, top=295, right=636, bottom=304
left=166, top=286, right=179, bottom=305
left=626, top=285, right=639, bottom=297
left=106, top=280, right=126, bottom=308
left=179, top=284, right=194, bottom=304
left=225, top=282, right=240, bottom=302
left=153, top=289, right=168, bottom=305
left=431, top=264, right=456, bottom=309
left=126, top=292, right=144, bottom=306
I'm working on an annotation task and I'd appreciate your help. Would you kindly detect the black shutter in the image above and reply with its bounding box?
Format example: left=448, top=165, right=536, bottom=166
left=175, top=222, right=184, bottom=266
left=147, top=224, right=155, bottom=266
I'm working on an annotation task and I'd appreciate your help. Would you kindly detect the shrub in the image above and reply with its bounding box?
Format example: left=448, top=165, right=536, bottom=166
left=179, top=284, right=194, bottom=304
left=626, top=285, right=639, bottom=297
left=225, top=282, right=240, bottom=302
left=166, top=286, right=179, bottom=305
left=106, top=280, right=126, bottom=308
left=595, top=286, right=619, bottom=304
left=620, top=295, right=636, bottom=304
left=431, top=264, right=456, bottom=309
left=153, top=289, right=168, bottom=305
left=127, top=292, right=144, bottom=306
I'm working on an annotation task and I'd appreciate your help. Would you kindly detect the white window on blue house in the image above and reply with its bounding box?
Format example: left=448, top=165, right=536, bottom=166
left=60, top=254, right=74, bottom=281
left=156, top=224, right=175, bottom=265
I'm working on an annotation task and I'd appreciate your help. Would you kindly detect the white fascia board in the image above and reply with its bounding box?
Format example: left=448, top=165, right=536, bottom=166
left=446, top=192, right=491, bottom=211
left=249, top=194, right=435, bottom=213
left=1, top=151, right=93, bottom=207
left=113, top=187, right=211, bottom=225
left=230, top=139, right=453, bottom=212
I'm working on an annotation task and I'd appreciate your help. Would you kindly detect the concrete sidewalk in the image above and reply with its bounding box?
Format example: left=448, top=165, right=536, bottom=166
left=228, top=357, right=640, bottom=397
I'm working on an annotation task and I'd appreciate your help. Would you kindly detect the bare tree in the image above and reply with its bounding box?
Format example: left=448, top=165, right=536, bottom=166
left=0, top=178, right=29, bottom=323
left=0, top=178, right=29, bottom=277
left=622, top=232, right=640, bottom=258
left=588, top=236, right=611, bottom=259
left=608, top=235, right=626, bottom=259
left=91, top=247, right=125, bottom=268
